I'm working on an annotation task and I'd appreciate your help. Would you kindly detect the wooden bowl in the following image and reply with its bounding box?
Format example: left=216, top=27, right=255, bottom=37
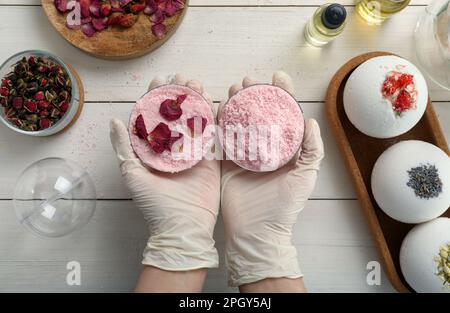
left=326, top=51, right=450, bottom=293
left=41, top=0, right=189, bottom=60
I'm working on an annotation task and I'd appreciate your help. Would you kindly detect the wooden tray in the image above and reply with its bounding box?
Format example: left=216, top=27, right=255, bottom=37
left=42, top=0, right=189, bottom=60
left=325, top=51, right=450, bottom=293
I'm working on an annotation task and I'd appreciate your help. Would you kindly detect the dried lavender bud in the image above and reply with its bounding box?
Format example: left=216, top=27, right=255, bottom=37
left=406, top=164, right=443, bottom=199
left=1, top=55, right=72, bottom=131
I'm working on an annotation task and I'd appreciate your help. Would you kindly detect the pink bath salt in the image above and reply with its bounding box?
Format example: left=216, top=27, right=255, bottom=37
left=219, top=84, right=304, bottom=171
left=129, top=84, right=215, bottom=173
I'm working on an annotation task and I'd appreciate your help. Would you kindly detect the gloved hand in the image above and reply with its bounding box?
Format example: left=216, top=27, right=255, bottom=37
left=110, top=74, right=220, bottom=271
left=219, top=71, right=324, bottom=287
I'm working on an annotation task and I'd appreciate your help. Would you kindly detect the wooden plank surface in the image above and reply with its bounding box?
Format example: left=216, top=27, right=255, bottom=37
left=1, top=5, right=447, bottom=103
left=0, top=200, right=395, bottom=292
left=0, top=0, right=448, bottom=293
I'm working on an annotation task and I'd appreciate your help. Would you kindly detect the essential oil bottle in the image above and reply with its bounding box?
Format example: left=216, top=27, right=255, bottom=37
left=304, top=3, right=347, bottom=47
left=356, top=0, right=410, bottom=25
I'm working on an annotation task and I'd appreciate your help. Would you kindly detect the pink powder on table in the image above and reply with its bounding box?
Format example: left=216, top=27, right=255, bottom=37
left=219, top=84, right=304, bottom=171
left=129, top=84, right=215, bottom=173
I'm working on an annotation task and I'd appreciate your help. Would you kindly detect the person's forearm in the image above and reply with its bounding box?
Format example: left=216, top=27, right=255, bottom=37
left=135, top=266, right=208, bottom=293
left=239, top=277, right=307, bottom=293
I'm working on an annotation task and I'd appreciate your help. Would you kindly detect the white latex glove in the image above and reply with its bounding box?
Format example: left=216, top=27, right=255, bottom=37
left=110, top=74, right=220, bottom=271
left=220, top=71, right=325, bottom=287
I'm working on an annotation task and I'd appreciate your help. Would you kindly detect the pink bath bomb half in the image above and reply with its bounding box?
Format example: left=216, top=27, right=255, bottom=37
left=219, top=84, right=304, bottom=171
left=129, top=84, right=215, bottom=173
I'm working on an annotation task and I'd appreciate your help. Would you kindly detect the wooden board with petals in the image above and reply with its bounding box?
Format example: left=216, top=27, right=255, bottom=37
left=41, top=0, right=189, bottom=59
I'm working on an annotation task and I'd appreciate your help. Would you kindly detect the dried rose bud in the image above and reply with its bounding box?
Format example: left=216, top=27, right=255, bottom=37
left=40, top=118, right=51, bottom=129
left=34, top=91, right=45, bottom=101
left=130, top=3, right=145, bottom=14
left=118, top=13, right=137, bottom=28
left=59, top=102, right=69, bottom=112
left=0, top=87, right=9, bottom=97
left=12, top=97, right=23, bottom=109
left=37, top=100, right=49, bottom=111
left=100, top=3, right=111, bottom=16
left=0, top=97, right=7, bottom=107
left=1, top=79, right=12, bottom=87
left=40, top=110, right=49, bottom=118
left=25, top=99, right=37, bottom=113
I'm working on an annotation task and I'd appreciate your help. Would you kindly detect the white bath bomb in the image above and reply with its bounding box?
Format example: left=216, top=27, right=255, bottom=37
left=400, top=218, right=450, bottom=293
left=344, top=55, right=428, bottom=138
left=371, top=140, right=450, bottom=223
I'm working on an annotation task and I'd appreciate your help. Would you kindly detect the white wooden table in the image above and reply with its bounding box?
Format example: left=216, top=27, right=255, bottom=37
left=0, top=0, right=448, bottom=293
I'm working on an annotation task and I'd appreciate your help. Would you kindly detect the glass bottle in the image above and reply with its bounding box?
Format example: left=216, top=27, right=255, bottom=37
left=304, top=3, right=347, bottom=47
left=356, top=0, right=411, bottom=25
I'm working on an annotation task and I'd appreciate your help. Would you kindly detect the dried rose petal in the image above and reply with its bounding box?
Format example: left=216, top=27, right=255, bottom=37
left=92, top=17, right=108, bottom=30
left=81, top=22, right=97, bottom=37
left=119, top=0, right=133, bottom=6
left=134, top=114, right=148, bottom=139
left=54, top=0, right=68, bottom=13
left=81, top=17, right=92, bottom=24
left=110, top=0, right=120, bottom=8
left=148, top=122, right=171, bottom=154
left=159, top=95, right=187, bottom=121
left=187, top=116, right=207, bottom=136
left=149, top=10, right=164, bottom=23
left=152, top=23, right=166, bottom=39
left=144, top=1, right=157, bottom=15
left=80, top=0, right=92, bottom=18
left=89, top=0, right=101, bottom=17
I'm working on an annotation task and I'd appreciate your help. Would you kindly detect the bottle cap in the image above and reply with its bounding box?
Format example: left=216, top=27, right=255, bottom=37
left=321, top=4, right=347, bottom=29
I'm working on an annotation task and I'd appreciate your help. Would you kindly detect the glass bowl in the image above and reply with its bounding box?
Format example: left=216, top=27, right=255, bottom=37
left=0, top=50, right=81, bottom=136
left=13, top=158, right=96, bottom=238
left=415, top=0, right=450, bottom=90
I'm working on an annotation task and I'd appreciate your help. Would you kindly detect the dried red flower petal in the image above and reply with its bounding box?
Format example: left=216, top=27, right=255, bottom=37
left=92, top=17, right=108, bottom=30
left=151, top=23, right=166, bottom=39
left=148, top=122, right=171, bottom=154
left=80, top=0, right=92, bottom=18
left=382, top=76, right=399, bottom=98
left=54, top=0, right=68, bottom=13
left=187, top=116, right=207, bottom=136
left=159, top=94, right=187, bottom=121
left=81, top=22, right=97, bottom=37
left=393, top=90, right=413, bottom=112
left=134, top=114, right=148, bottom=139
left=398, top=73, right=414, bottom=89
left=150, top=10, right=164, bottom=23
left=89, top=1, right=101, bottom=17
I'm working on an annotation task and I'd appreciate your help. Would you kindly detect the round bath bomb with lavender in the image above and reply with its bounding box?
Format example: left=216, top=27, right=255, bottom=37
left=129, top=84, right=215, bottom=173
left=219, top=84, right=304, bottom=171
